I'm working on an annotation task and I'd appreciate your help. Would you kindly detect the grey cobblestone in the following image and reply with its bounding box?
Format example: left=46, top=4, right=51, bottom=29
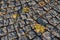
left=0, top=0, right=60, bottom=40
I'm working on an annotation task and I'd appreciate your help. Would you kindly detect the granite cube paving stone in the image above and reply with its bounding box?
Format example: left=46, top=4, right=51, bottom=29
left=42, top=31, right=53, bottom=40
left=33, top=36, right=42, bottom=40
left=0, top=27, right=7, bottom=36
left=0, top=0, right=60, bottom=40
left=4, top=19, right=9, bottom=26
left=6, top=24, right=14, bottom=33
left=27, top=31, right=36, bottom=39
left=18, top=35, right=29, bottom=40
left=1, top=35, right=8, bottom=40
left=8, top=32, right=17, bottom=40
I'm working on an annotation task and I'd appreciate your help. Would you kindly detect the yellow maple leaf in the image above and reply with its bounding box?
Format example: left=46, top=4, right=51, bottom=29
left=23, top=7, right=30, bottom=13
left=11, top=13, right=19, bottom=19
left=34, top=23, right=45, bottom=33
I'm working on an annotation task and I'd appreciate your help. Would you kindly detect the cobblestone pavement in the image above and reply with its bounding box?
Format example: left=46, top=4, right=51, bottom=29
left=0, top=0, right=60, bottom=40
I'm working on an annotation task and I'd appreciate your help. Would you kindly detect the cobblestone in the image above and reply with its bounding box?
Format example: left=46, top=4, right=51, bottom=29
left=0, top=0, right=60, bottom=40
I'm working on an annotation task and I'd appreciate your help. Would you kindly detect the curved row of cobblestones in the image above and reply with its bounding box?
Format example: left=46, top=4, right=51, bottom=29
left=0, top=0, right=60, bottom=40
